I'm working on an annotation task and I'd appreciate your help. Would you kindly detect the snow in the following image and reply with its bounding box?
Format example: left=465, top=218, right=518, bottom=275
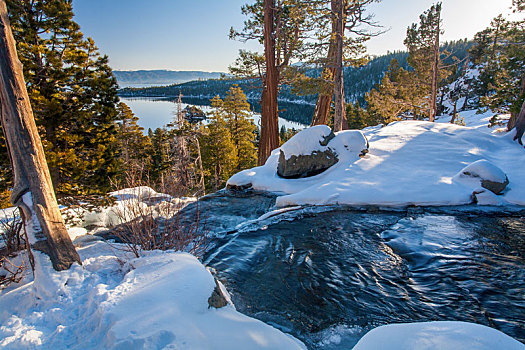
left=280, top=125, right=333, bottom=159
left=453, top=159, right=507, bottom=183
left=0, top=242, right=306, bottom=349
left=353, top=321, right=525, bottom=350
left=227, top=111, right=525, bottom=208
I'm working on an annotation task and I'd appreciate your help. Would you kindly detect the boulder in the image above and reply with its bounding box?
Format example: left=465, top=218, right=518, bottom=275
left=208, top=278, right=230, bottom=309
left=276, top=126, right=369, bottom=179
left=453, top=159, right=509, bottom=194
left=277, top=148, right=338, bottom=178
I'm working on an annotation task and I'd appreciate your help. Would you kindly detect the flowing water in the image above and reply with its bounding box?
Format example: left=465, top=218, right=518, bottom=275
left=189, top=190, right=525, bottom=349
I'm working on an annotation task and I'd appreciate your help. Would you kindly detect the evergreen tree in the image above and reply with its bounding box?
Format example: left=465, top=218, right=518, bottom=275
left=366, top=58, right=425, bottom=123
left=404, top=2, right=450, bottom=121
left=212, top=86, right=257, bottom=171
left=471, top=13, right=525, bottom=134
left=115, top=103, right=153, bottom=176
left=230, top=0, right=311, bottom=165
left=199, top=99, right=238, bottom=192
left=5, top=0, right=120, bottom=196
left=149, top=127, right=171, bottom=184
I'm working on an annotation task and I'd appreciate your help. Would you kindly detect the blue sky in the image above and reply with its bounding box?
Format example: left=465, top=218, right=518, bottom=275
left=73, top=0, right=516, bottom=72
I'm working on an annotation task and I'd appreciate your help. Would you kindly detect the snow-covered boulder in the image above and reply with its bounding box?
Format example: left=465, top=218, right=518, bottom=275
left=277, top=126, right=368, bottom=178
left=353, top=321, right=524, bottom=350
left=453, top=159, right=509, bottom=194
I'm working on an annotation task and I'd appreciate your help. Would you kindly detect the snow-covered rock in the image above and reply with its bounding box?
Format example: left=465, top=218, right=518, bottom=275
left=277, top=125, right=338, bottom=178
left=453, top=159, right=509, bottom=194
left=353, top=321, right=525, bottom=350
left=228, top=115, right=525, bottom=208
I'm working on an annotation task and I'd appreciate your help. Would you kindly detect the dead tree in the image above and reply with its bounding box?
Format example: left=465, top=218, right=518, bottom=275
left=0, top=0, right=80, bottom=271
left=514, top=99, right=525, bottom=145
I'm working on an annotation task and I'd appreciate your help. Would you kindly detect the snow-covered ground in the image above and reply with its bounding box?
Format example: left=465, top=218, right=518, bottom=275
left=0, top=243, right=306, bottom=349
left=2, top=111, right=525, bottom=349
left=353, top=321, right=524, bottom=350
left=228, top=110, right=524, bottom=208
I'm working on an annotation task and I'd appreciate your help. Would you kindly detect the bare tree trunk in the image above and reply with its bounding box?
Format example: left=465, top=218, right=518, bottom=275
left=258, top=0, right=280, bottom=165
left=513, top=99, right=525, bottom=145
left=450, top=100, right=457, bottom=124
left=429, top=9, right=440, bottom=123
left=332, top=0, right=345, bottom=132
left=0, top=0, right=80, bottom=271
left=507, top=73, right=525, bottom=131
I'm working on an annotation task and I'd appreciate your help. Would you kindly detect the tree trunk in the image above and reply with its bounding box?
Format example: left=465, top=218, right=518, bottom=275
left=258, top=0, right=280, bottom=165
left=0, top=0, right=80, bottom=271
left=311, top=38, right=337, bottom=126
left=513, top=99, right=525, bottom=145
left=332, top=0, right=345, bottom=132
left=450, top=100, right=457, bottom=124
left=429, top=9, right=440, bottom=123
left=507, top=73, right=525, bottom=131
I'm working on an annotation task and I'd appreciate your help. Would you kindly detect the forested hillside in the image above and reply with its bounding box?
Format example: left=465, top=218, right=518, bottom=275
left=119, top=40, right=471, bottom=106
left=114, top=70, right=224, bottom=86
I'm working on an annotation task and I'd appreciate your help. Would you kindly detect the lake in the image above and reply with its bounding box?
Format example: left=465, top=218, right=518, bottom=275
left=120, top=96, right=312, bottom=133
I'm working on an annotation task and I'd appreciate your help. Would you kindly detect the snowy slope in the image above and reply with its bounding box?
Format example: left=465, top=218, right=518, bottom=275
left=0, top=242, right=305, bottom=349
left=228, top=112, right=524, bottom=208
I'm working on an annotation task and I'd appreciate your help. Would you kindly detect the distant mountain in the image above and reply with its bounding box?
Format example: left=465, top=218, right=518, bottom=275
left=119, top=40, right=473, bottom=122
left=113, top=70, right=224, bottom=87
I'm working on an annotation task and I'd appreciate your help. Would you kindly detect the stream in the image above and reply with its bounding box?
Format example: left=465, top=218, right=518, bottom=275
left=185, top=190, right=525, bottom=349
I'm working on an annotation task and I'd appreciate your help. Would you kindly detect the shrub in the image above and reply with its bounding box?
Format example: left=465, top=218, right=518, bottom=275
left=111, top=171, right=209, bottom=259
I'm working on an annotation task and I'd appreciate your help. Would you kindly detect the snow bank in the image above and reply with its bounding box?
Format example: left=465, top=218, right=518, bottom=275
left=228, top=115, right=525, bottom=208
left=0, top=243, right=305, bottom=349
left=353, top=321, right=525, bottom=350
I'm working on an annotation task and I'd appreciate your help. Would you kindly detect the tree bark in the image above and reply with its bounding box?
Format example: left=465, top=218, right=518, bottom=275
left=450, top=100, right=457, bottom=124
left=0, top=0, right=80, bottom=271
left=429, top=8, right=440, bottom=123
left=332, top=0, right=345, bottom=132
left=311, top=38, right=337, bottom=126
left=507, top=73, right=525, bottom=131
left=258, top=0, right=280, bottom=165
left=513, top=99, right=525, bottom=145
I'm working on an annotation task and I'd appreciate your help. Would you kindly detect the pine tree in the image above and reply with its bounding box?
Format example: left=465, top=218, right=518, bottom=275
left=213, top=86, right=257, bottom=171
left=199, top=98, right=238, bottom=192
left=366, top=58, right=425, bottom=123
left=230, top=0, right=310, bottom=165
left=471, top=13, right=525, bottom=136
left=5, top=0, right=120, bottom=196
left=115, top=102, right=153, bottom=176
left=149, top=128, right=171, bottom=184
left=404, top=2, right=449, bottom=121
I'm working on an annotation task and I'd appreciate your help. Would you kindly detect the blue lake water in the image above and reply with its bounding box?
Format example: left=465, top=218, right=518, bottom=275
left=120, top=97, right=310, bottom=133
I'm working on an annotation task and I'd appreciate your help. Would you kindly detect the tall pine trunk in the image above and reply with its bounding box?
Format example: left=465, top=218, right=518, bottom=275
left=258, top=0, right=279, bottom=166
left=429, top=8, right=440, bottom=122
left=311, top=36, right=337, bottom=126
left=332, top=0, right=346, bottom=132
left=0, top=0, right=81, bottom=271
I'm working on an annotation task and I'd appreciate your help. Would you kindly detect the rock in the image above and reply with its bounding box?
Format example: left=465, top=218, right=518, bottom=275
left=277, top=148, right=339, bottom=178
left=276, top=126, right=369, bottom=178
left=480, top=177, right=509, bottom=195
left=208, top=278, right=229, bottom=309
left=453, top=159, right=509, bottom=195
